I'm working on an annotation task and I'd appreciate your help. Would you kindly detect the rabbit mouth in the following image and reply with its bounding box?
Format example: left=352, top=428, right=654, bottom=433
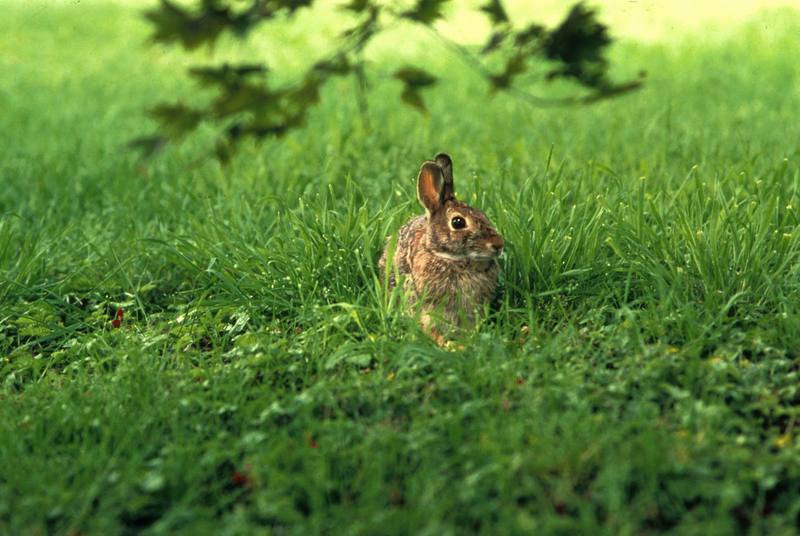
left=432, top=250, right=470, bottom=261
left=468, top=251, right=502, bottom=260
left=432, top=250, right=500, bottom=261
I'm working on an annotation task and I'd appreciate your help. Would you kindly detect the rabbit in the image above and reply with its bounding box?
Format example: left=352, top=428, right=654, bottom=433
left=378, top=153, right=504, bottom=346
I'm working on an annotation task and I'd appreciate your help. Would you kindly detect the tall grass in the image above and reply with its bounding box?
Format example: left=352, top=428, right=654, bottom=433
left=1, top=2, right=800, bottom=534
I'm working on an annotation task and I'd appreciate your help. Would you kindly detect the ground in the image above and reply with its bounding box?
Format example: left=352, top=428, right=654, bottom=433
left=1, top=1, right=800, bottom=534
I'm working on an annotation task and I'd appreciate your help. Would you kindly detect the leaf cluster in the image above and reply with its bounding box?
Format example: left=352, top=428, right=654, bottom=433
left=135, top=0, right=644, bottom=160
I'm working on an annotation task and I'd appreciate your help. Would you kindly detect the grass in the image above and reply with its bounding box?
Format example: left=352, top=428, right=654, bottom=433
left=2, top=1, right=800, bottom=534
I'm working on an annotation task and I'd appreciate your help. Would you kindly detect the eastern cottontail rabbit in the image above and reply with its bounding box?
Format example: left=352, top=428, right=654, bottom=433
left=378, top=153, right=504, bottom=345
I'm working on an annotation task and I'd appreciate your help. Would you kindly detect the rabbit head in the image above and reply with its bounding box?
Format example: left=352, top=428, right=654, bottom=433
left=416, top=153, right=504, bottom=261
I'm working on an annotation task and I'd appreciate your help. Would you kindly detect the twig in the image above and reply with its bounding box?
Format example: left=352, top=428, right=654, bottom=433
left=353, top=56, right=372, bottom=132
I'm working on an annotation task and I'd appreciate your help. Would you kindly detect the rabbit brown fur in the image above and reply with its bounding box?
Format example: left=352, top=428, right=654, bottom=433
left=378, top=153, right=504, bottom=345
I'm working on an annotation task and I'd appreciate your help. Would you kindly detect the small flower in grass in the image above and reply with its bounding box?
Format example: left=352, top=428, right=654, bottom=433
left=231, top=471, right=250, bottom=488
left=775, top=434, right=792, bottom=449
left=516, top=324, right=530, bottom=345
left=111, top=308, right=124, bottom=328
left=231, top=464, right=254, bottom=488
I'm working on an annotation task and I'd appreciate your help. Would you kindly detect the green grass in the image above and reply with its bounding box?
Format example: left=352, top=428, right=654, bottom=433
left=2, top=2, right=800, bottom=534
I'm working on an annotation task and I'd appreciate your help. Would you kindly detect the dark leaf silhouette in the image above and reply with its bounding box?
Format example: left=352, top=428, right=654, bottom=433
left=394, top=67, right=437, bottom=112
left=214, top=136, right=235, bottom=163
left=342, top=0, right=372, bottom=12
left=402, top=0, right=450, bottom=24
left=393, top=67, right=437, bottom=88
left=543, top=3, right=611, bottom=87
left=481, top=30, right=507, bottom=54
left=189, top=63, right=268, bottom=88
left=128, top=136, right=168, bottom=158
left=312, top=54, right=352, bottom=77
left=210, top=83, right=280, bottom=118
left=135, top=0, right=643, bottom=161
left=489, top=53, right=526, bottom=91
left=399, top=87, right=428, bottom=113
left=343, top=3, right=381, bottom=49
left=514, top=23, right=545, bottom=47
left=148, top=103, right=205, bottom=138
left=274, top=0, right=314, bottom=14
left=144, top=0, right=237, bottom=50
left=480, top=0, right=508, bottom=25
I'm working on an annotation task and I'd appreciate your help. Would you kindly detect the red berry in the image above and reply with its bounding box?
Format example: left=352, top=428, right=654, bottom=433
left=231, top=471, right=250, bottom=487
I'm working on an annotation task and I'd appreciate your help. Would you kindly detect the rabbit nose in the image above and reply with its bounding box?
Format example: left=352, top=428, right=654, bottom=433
left=488, top=236, right=504, bottom=252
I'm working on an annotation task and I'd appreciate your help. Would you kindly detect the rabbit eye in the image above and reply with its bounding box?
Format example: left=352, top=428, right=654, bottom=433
left=451, top=216, right=466, bottom=230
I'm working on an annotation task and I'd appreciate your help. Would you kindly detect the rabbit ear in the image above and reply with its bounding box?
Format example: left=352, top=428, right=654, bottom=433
left=417, top=161, right=445, bottom=214
left=434, top=153, right=455, bottom=201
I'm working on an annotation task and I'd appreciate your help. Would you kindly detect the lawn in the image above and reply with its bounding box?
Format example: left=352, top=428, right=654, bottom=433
left=2, top=1, right=800, bottom=534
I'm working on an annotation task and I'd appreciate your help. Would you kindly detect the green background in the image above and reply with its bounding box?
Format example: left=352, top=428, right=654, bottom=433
left=1, top=1, right=799, bottom=533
